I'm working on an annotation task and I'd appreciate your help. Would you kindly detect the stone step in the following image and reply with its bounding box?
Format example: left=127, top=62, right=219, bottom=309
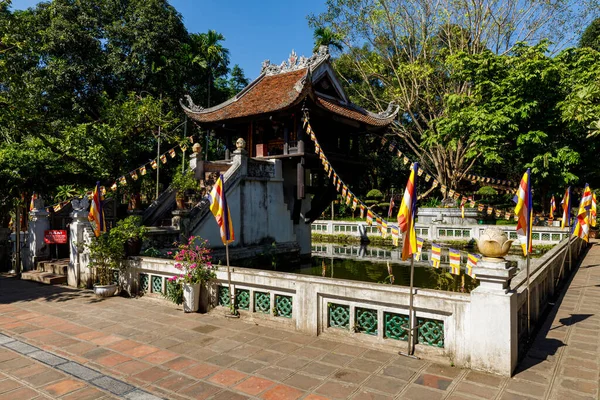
left=21, top=271, right=67, bottom=285
left=36, top=260, right=69, bottom=275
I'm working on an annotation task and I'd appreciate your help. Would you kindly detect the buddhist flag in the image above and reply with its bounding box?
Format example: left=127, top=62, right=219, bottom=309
left=110, top=182, right=117, bottom=191
left=342, top=185, right=347, bottom=198
left=88, top=182, right=106, bottom=237
left=53, top=203, right=62, bottom=212
left=352, top=197, right=358, bottom=211
left=487, top=207, right=493, bottom=215
left=366, top=210, right=374, bottom=225
left=119, top=176, right=127, bottom=185
left=432, top=180, right=439, bottom=188
left=478, top=204, right=484, bottom=212
left=130, top=171, right=138, bottom=181
left=514, top=168, right=533, bottom=256
left=592, top=193, right=597, bottom=228
left=208, top=174, right=235, bottom=245
left=160, top=154, right=167, bottom=164
left=467, top=254, right=480, bottom=278
left=336, top=181, right=341, bottom=192
left=376, top=216, right=382, bottom=229
left=140, top=166, right=147, bottom=176
left=169, top=148, right=176, bottom=158
left=391, top=226, right=400, bottom=246
left=181, top=144, right=188, bottom=152
left=470, top=199, right=476, bottom=208
left=505, top=211, right=511, bottom=220
left=360, top=204, right=366, bottom=219
left=29, top=192, right=37, bottom=212
left=431, top=243, right=441, bottom=268
left=549, top=195, right=556, bottom=220
left=495, top=209, right=502, bottom=218
left=387, top=196, right=395, bottom=218
left=448, top=189, right=455, bottom=198
left=328, top=168, right=333, bottom=179
left=460, top=197, right=467, bottom=218
left=151, top=160, right=158, bottom=170
left=397, top=163, right=418, bottom=261
left=449, top=248, right=461, bottom=275
left=425, top=174, right=431, bottom=182
left=414, top=237, right=424, bottom=261
left=346, top=193, right=352, bottom=206
left=573, top=184, right=592, bottom=241
left=403, top=156, right=409, bottom=165
left=380, top=220, right=388, bottom=238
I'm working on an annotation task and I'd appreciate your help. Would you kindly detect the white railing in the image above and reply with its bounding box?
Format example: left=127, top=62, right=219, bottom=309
left=312, top=220, right=569, bottom=244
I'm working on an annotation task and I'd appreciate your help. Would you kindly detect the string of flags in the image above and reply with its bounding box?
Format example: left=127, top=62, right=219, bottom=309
left=44, top=136, right=194, bottom=213
left=380, top=137, right=518, bottom=189
left=306, top=116, right=481, bottom=278
left=376, top=137, right=520, bottom=219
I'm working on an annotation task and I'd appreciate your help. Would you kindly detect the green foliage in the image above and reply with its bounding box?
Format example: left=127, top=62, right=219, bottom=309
left=87, top=216, right=148, bottom=285
left=421, top=198, right=442, bottom=208
left=366, top=189, right=384, bottom=200
left=477, top=186, right=498, bottom=196
left=580, top=18, right=600, bottom=52
left=171, top=170, right=201, bottom=193
left=165, top=281, right=184, bottom=305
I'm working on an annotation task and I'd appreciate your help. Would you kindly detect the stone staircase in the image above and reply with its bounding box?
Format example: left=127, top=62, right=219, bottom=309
left=21, top=259, right=68, bottom=285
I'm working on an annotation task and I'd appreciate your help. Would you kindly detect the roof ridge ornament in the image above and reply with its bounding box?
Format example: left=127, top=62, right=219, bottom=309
left=260, top=45, right=330, bottom=76
left=182, top=94, right=203, bottom=112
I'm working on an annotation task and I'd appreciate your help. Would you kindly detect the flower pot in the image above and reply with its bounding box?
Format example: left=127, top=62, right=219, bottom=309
left=126, top=238, right=142, bottom=257
left=183, top=282, right=201, bottom=313
left=94, top=284, right=118, bottom=298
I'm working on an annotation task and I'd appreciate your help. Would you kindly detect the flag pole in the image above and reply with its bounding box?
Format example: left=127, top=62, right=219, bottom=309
left=526, top=250, right=531, bottom=337
left=225, top=241, right=235, bottom=316
left=400, top=256, right=416, bottom=357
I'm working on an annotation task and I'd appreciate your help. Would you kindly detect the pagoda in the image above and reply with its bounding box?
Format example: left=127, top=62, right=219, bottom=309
left=177, top=46, right=398, bottom=260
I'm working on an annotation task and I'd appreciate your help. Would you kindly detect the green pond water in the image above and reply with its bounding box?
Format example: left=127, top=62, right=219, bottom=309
left=247, top=242, right=550, bottom=293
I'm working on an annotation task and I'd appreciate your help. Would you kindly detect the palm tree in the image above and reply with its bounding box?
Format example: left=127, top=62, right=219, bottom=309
left=313, top=27, right=344, bottom=53
left=199, top=30, right=230, bottom=107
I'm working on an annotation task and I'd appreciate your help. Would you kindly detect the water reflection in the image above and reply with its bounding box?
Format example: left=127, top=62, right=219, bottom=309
left=302, top=242, right=480, bottom=293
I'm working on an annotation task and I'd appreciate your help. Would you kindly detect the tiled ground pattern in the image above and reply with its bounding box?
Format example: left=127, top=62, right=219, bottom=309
left=0, top=240, right=598, bottom=399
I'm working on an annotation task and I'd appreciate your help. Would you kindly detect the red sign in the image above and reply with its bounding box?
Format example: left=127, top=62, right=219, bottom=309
left=44, top=230, right=68, bottom=244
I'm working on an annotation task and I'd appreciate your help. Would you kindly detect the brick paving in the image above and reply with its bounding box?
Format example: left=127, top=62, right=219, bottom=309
left=0, top=240, right=598, bottom=399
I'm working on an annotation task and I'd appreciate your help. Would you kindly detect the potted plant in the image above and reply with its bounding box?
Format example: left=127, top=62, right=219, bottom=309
left=171, top=170, right=201, bottom=209
left=110, top=216, right=148, bottom=257
left=166, top=236, right=216, bottom=312
left=87, top=232, right=125, bottom=297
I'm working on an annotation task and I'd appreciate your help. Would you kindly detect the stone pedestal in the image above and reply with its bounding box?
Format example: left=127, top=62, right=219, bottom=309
left=470, top=259, right=518, bottom=376
left=68, top=200, right=93, bottom=288
left=26, top=199, right=50, bottom=271
left=172, top=210, right=191, bottom=238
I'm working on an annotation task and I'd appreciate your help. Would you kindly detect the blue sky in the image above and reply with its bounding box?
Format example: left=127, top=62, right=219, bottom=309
left=10, top=0, right=327, bottom=79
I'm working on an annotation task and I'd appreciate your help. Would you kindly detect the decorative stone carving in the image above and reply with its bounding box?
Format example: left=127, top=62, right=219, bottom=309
left=247, top=160, right=275, bottom=178
left=182, top=95, right=204, bottom=112
left=260, top=46, right=331, bottom=76
left=477, top=227, right=513, bottom=261
left=236, top=138, right=246, bottom=150
left=192, top=143, right=202, bottom=154
left=71, top=197, right=89, bottom=212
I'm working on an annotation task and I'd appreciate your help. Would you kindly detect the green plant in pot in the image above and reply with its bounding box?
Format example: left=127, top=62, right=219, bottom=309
left=110, top=216, right=148, bottom=257
left=87, top=232, right=125, bottom=297
left=165, top=236, right=217, bottom=313
left=171, top=170, right=201, bottom=209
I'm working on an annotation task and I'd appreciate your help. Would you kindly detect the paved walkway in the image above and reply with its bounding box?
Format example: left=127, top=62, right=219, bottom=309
left=0, top=241, right=598, bottom=400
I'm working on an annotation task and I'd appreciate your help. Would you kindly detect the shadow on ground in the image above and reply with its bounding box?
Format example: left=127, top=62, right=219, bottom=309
left=0, top=274, right=105, bottom=304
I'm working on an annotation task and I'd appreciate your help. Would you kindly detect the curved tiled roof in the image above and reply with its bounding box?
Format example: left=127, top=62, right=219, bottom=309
left=314, top=97, right=399, bottom=127
left=182, top=69, right=309, bottom=123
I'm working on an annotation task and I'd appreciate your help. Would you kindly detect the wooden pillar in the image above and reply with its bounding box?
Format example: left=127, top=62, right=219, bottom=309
left=297, top=157, right=305, bottom=199
left=283, top=126, right=290, bottom=155
left=297, top=117, right=305, bottom=154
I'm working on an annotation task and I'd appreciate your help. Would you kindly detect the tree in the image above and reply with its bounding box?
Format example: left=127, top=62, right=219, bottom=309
left=579, top=18, right=600, bottom=52
left=0, top=0, right=235, bottom=219
left=313, top=27, right=343, bottom=52
left=308, top=0, right=598, bottom=197
left=197, top=30, right=230, bottom=107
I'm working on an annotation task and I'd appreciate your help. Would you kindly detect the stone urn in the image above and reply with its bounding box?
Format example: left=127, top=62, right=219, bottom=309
left=476, top=228, right=513, bottom=262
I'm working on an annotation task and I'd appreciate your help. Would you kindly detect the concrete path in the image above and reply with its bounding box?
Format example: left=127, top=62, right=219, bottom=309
left=0, top=241, right=597, bottom=400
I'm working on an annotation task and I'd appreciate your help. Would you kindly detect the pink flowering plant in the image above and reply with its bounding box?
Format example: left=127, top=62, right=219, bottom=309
left=168, top=236, right=217, bottom=285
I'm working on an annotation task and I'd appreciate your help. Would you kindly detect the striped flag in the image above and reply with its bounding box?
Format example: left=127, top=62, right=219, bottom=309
left=397, top=163, right=418, bottom=260
left=346, top=193, right=352, bottom=206
left=460, top=197, right=467, bottom=218
left=160, top=154, right=167, bottom=164
left=169, top=148, right=176, bottom=158
left=208, top=174, right=235, bottom=245
left=391, top=226, right=400, bottom=246
left=431, top=243, right=441, bottom=268
left=561, top=187, right=571, bottom=228
left=592, top=194, right=597, bottom=228
left=380, top=220, right=388, bottom=239
left=366, top=210, right=374, bottom=225
left=151, top=160, right=158, bottom=170
left=514, top=169, right=533, bottom=256
left=478, top=204, right=484, bottom=212
left=342, top=185, right=347, bottom=198
left=414, top=237, right=424, bottom=261
left=388, top=196, right=395, bottom=218
left=573, top=184, right=592, bottom=241
left=88, top=182, right=106, bottom=237
left=352, top=197, right=358, bottom=210
left=29, top=192, right=37, bottom=212
left=549, top=195, right=556, bottom=220
left=360, top=204, right=366, bottom=219
left=140, top=166, right=147, bottom=176
left=449, top=248, right=461, bottom=275
left=467, top=254, right=480, bottom=278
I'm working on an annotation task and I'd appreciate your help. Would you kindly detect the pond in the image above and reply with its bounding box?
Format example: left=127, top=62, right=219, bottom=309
left=244, top=241, right=552, bottom=293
